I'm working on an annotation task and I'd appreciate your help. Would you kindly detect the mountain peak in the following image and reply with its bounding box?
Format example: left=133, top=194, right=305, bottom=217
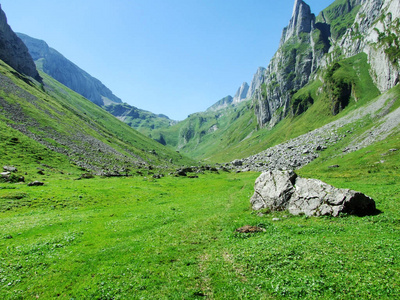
left=233, top=82, right=249, bottom=104
left=281, top=0, right=315, bottom=45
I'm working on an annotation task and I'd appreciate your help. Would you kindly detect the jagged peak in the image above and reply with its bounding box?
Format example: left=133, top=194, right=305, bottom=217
left=233, top=82, right=249, bottom=104
left=281, top=0, right=315, bottom=45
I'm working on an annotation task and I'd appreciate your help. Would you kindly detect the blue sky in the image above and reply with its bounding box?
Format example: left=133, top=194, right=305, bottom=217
left=2, top=0, right=333, bottom=120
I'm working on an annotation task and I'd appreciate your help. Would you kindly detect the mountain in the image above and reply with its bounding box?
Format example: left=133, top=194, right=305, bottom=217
left=0, top=9, right=193, bottom=176
left=16, top=33, right=122, bottom=106
left=17, top=33, right=175, bottom=136
left=0, top=5, right=41, bottom=82
left=253, top=0, right=399, bottom=128
left=232, top=82, right=250, bottom=104
left=206, top=95, right=234, bottom=112
left=155, top=0, right=399, bottom=163
left=103, top=103, right=176, bottom=140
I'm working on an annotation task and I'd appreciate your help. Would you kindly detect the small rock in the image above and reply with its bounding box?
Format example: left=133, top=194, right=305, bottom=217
left=328, top=165, right=340, bottom=168
left=232, top=159, right=243, bottom=167
left=27, top=181, right=44, bottom=187
left=236, top=225, right=266, bottom=233
left=1, top=171, right=11, bottom=178
left=3, top=166, right=17, bottom=172
left=272, top=218, right=281, bottom=221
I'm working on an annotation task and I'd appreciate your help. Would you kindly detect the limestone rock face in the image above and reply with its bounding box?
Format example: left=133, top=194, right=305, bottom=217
left=338, top=0, right=400, bottom=92
left=251, top=171, right=377, bottom=217
left=251, top=170, right=297, bottom=211
left=246, top=67, right=265, bottom=100
left=232, top=82, right=249, bottom=104
left=253, top=0, right=324, bottom=128
left=0, top=5, right=41, bottom=81
left=17, top=33, right=122, bottom=106
left=281, top=0, right=315, bottom=45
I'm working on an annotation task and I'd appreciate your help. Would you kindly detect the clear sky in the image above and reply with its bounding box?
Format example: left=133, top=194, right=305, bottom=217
left=1, top=0, right=333, bottom=120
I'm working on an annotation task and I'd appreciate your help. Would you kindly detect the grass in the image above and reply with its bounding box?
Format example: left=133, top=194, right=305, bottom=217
left=1, top=141, right=400, bottom=299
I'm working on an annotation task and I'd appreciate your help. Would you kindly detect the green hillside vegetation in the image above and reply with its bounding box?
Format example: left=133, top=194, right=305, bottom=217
left=157, top=53, right=380, bottom=163
left=1, top=120, right=399, bottom=298
left=0, top=59, right=194, bottom=177
left=103, top=103, right=175, bottom=139
left=317, top=0, right=362, bottom=41
left=153, top=101, right=257, bottom=161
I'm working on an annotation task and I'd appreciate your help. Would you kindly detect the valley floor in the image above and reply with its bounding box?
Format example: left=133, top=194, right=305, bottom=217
left=1, top=168, right=399, bottom=299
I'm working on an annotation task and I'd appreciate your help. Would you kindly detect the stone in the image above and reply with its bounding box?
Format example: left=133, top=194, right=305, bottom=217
left=1, top=171, right=10, bottom=178
left=232, top=159, right=243, bottom=167
left=251, top=170, right=297, bottom=211
left=250, top=171, right=377, bottom=217
left=3, top=166, right=17, bottom=172
left=235, top=225, right=266, bottom=233
left=27, top=181, right=44, bottom=186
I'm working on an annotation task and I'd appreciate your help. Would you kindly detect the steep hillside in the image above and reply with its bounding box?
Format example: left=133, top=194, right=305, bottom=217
left=158, top=0, right=399, bottom=163
left=16, top=33, right=121, bottom=107
left=18, top=33, right=175, bottom=135
left=103, top=103, right=176, bottom=138
left=0, top=59, right=194, bottom=177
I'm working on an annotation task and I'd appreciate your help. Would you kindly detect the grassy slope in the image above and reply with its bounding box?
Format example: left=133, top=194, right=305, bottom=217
left=103, top=103, right=175, bottom=138
left=1, top=80, right=396, bottom=299
left=1, top=132, right=399, bottom=298
left=161, top=53, right=381, bottom=163
left=0, top=60, right=194, bottom=173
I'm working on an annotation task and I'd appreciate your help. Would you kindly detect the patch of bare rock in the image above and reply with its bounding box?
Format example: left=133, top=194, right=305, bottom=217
left=250, top=170, right=377, bottom=217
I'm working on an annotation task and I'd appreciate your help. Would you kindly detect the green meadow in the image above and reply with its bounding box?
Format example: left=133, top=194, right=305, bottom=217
left=1, top=133, right=400, bottom=299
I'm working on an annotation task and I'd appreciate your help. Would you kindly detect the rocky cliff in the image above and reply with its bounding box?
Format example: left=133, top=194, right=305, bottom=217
left=0, top=5, right=41, bottom=82
left=251, top=0, right=399, bottom=128
left=232, top=82, right=249, bottom=104
left=17, top=33, right=122, bottom=106
left=337, top=0, right=400, bottom=92
left=252, top=0, right=327, bottom=127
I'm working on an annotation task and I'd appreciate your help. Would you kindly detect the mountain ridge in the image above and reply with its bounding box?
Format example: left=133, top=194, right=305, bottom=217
left=0, top=5, right=41, bottom=82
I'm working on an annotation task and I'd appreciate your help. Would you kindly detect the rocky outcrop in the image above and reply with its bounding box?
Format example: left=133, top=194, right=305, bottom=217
left=246, top=67, right=265, bottom=99
left=206, top=95, right=233, bottom=112
left=281, top=0, right=315, bottom=45
left=229, top=86, right=400, bottom=172
left=17, top=33, right=122, bottom=106
left=251, top=170, right=377, bottom=217
left=338, top=0, right=400, bottom=92
left=0, top=5, right=41, bottom=82
left=232, top=82, right=249, bottom=104
left=253, top=0, right=328, bottom=128
left=250, top=0, right=399, bottom=129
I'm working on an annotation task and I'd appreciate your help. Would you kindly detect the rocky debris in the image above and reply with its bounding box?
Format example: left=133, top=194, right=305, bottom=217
left=3, top=166, right=17, bottom=172
left=235, top=225, right=266, bottom=233
left=230, top=88, right=400, bottom=173
left=251, top=170, right=377, bottom=217
left=0, top=5, right=41, bottom=82
left=228, top=127, right=339, bottom=172
left=152, top=174, right=164, bottom=179
left=1, top=171, right=11, bottom=179
left=27, top=181, right=44, bottom=187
